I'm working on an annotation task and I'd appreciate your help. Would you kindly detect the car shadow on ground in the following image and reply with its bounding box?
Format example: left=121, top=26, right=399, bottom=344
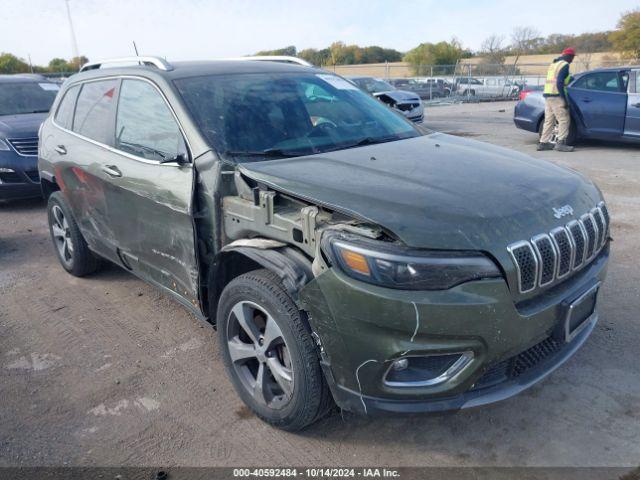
left=0, top=196, right=45, bottom=211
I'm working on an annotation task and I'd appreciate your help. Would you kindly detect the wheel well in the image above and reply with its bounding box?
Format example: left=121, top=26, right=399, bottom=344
left=40, top=178, right=60, bottom=200
left=204, top=246, right=313, bottom=325
left=205, top=251, right=262, bottom=324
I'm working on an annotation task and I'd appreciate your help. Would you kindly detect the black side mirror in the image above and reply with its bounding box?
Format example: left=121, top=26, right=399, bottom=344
left=160, top=153, right=188, bottom=165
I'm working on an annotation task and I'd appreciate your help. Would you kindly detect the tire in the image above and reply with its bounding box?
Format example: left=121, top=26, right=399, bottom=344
left=217, top=269, right=332, bottom=431
left=538, top=116, right=577, bottom=146
left=47, top=191, right=100, bottom=277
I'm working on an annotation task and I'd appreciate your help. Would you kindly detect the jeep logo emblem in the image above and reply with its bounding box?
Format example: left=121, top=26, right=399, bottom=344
left=552, top=205, right=574, bottom=219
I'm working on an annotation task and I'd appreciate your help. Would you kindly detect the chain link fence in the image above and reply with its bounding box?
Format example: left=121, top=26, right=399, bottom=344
left=331, top=59, right=631, bottom=103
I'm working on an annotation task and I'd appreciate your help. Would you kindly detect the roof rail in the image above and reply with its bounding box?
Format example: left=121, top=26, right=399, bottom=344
left=221, top=56, right=313, bottom=67
left=80, top=56, right=173, bottom=72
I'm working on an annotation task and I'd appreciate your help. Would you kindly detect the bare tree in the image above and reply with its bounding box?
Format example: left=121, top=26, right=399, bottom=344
left=511, top=26, right=542, bottom=54
left=480, top=34, right=507, bottom=71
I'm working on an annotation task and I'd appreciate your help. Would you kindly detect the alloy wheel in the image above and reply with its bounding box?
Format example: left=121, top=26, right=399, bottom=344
left=51, top=205, right=74, bottom=265
left=226, top=301, right=294, bottom=409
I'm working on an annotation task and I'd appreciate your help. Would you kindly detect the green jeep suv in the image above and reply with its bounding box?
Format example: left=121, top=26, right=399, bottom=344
left=38, top=56, right=610, bottom=431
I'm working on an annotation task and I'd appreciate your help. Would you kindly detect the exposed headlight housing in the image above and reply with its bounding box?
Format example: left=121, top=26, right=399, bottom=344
left=323, top=233, right=501, bottom=290
left=0, top=139, right=11, bottom=151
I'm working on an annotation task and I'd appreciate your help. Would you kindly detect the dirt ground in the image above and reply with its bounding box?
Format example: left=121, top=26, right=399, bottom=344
left=1, top=101, right=639, bottom=467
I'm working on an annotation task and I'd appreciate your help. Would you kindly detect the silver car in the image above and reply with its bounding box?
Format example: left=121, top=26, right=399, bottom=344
left=348, top=76, right=424, bottom=122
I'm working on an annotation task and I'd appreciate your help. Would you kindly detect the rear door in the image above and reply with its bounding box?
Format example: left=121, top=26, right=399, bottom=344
left=59, top=78, right=121, bottom=260
left=106, top=77, right=199, bottom=307
left=624, top=70, right=640, bottom=137
left=567, top=71, right=627, bottom=137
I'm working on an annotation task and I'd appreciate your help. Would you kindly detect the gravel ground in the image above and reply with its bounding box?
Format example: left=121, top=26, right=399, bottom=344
left=1, top=101, right=639, bottom=468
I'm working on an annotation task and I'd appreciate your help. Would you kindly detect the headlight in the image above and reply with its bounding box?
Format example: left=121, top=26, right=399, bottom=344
left=0, top=139, right=10, bottom=151
left=323, top=233, right=501, bottom=290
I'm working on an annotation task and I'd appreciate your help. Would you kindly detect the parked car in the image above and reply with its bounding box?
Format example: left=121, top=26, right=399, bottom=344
left=40, top=56, right=609, bottom=431
left=0, top=74, right=60, bottom=200
left=455, top=77, right=520, bottom=97
left=347, top=76, right=424, bottom=122
left=518, top=84, right=544, bottom=101
left=514, top=66, right=639, bottom=145
left=388, top=78, right=448, bottom=100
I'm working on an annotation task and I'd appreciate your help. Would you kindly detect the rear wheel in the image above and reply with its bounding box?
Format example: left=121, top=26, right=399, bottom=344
left=47, top=192, right=100, bottom=276
left=217, top=269, right=332, bottom=431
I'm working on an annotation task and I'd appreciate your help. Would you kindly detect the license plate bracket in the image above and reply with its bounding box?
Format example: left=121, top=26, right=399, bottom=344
left=560, top=282, right=600, bottom=343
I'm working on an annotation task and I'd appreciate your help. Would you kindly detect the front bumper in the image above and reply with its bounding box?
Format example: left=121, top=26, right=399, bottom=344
left=0, top=149, right=41, bottom=200
left=300, top=246, right=608, bottom=415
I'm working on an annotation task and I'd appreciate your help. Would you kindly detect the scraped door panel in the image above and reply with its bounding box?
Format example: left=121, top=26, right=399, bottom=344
left=105, top=78, right=199, bottom=308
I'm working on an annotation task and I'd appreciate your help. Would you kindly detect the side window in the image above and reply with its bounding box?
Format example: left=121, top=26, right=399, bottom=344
left=54, top=85, right=80, bottom=130
left=486, top=79, right=496, bottom=86
left=573, top=72, right=621, bottom=92
left=73, top=79, right=119, bottom=144
left=115, top=79, right=186, bottom=162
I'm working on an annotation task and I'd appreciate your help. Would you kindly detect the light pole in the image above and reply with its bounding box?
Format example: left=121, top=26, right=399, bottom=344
left=64, top=0, right=80, bottom=68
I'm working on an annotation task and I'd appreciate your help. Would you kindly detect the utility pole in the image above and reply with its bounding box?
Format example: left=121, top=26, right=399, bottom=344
left=64, top=0, right=80, bottom=68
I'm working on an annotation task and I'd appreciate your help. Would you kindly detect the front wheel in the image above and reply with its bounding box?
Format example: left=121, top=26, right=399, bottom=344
left=47, top=191, right=101, bottom=276
left=217, top=269, right=332, bottom=431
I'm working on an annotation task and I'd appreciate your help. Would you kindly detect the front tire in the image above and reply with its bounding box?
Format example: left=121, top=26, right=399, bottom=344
left=217, top=269, right=332, bottom=431
left=47, top=191, right=100, bottom=277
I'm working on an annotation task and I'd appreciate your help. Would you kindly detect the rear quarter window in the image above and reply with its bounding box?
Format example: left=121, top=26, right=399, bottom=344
left=73, top=79, right=119, bottom=145
left=54, top=85, right=80, bottom=130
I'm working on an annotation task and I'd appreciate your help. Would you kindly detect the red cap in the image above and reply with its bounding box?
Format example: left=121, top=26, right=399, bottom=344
left=562, top=47, right=576, bottom=56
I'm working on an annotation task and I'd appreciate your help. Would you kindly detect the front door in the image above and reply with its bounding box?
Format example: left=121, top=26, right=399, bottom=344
left=567, top=70, right=627, bottom=137
left=624, top=70, right=640, bottom=137
left=104, top=78, right=199, bottom=309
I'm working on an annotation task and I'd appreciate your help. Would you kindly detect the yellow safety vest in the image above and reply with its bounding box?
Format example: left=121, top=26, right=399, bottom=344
left=544, top=60, right=570, bottom=95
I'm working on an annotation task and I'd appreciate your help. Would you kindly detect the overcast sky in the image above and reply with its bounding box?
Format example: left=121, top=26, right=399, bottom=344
left=3, top=0, right=637, bottom=65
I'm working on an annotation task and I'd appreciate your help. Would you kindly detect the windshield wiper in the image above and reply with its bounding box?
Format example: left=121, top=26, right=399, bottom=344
left=223, top=148, right=308, bottom=158
left=119, top=140, right=169, bottom=160
left=327, top=134, right=407, bottom=152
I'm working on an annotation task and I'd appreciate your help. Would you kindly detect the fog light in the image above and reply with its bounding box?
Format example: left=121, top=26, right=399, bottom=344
left=0, top=168, right=14, bottom=173
left=384, top=351, right=474, bottom=388
left=391, top=358, right=409, bottom=371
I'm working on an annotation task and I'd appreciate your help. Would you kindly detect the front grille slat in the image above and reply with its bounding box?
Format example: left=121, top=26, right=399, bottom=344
left=8, top=137, right=39, bottom=156
left=550, top=227, right=573, bottom=278
left=508, top=202, right=609, bottom=294
left=531, top=234, right=557, bottom=286
left=581, top=214, right=597, bottom=260
left=508, top=242, right=538, bottom=293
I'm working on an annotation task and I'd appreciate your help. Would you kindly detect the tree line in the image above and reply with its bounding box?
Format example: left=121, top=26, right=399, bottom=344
left=1, top=9, right=638, bottom=75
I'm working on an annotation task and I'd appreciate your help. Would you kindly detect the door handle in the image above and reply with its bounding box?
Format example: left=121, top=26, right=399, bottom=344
left=633, top=102, right=640, bottom=108
left=54, top=145, right=67, bottom=155
left=101, top=165, right=122, bottom=178
left=581, top=98, right=592, bottom=103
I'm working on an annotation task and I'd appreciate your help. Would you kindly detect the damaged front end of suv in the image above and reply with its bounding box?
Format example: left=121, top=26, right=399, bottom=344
left=40, top=57, right=609, bottom=430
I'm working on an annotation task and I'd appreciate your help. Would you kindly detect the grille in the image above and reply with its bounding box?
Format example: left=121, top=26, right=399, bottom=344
left=581, top=214, right=597, bottom=260
left=508, top=203, right=608, bottom=293
left=592, top=208, right=605, bottom=248
left=531, top=235, right=556, bottom=286
left=397, top=102, right=420, bottom=111
left=472, top=336, right=562, bottom=391
left=25, top=170, right=40, bottom=182
left=8, top=137, right=38, bottom=156
left=599, top=202, right=610, bottom=234
left=0, top=171, right=22, bottom=183
left=550, top=227, right=572, bottom=278
left=568, top=221, right=586, bottom=269
left=507, top=242, right=537, bottom=293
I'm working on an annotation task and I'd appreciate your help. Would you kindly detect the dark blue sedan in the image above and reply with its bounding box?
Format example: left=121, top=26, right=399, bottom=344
left=514, top=66, right=640, bottom=145
left=0, top=74, right=59, bottom=201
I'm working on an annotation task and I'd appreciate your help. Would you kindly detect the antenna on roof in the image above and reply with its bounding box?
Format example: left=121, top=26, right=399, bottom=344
left=132, top=41, right=140, bottom=56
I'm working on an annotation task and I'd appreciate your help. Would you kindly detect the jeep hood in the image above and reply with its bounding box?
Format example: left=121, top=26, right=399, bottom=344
left=238, top=133, right=602, bottom=252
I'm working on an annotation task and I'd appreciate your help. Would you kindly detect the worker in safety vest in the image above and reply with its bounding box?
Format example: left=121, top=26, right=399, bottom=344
left=538, top=47, right=576, bottom=152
